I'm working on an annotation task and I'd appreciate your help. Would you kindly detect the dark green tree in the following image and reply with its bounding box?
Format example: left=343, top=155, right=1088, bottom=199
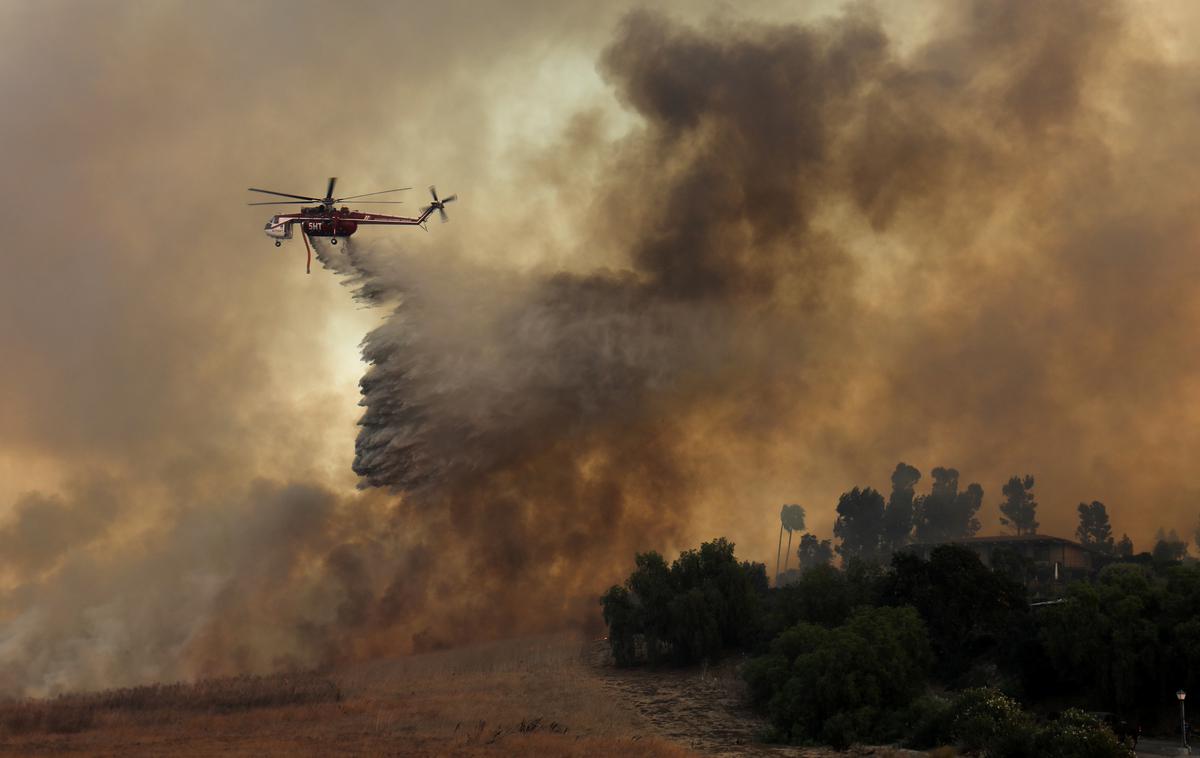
left=1076, top=501, right=1114, bottom=554
left=999, top=474, right=1039, bottom=536
left=599, top=585, right=638, bottom=666
left=834, top=487, right=885, bottom=563
left=1116, top=533, right=1134, bottom=557
left=764, top=563, right=852, bottom=632
left=774, top=505, right=786, bottom=583
left=881, top=545, right=1028, bottom=681
left=625, top=551, right=673, bottom=661
left=1153, top=527, right=1187, bottom=563
left=796, top=533, right=834, bottom=571
left=912, top=467, right=983, bottom=543
left=600, top=538, right=766, bottom=667
left=745, top=606, right=931, bottom=748
left=782, top=503, right=801, bottom=573
left=778, top=504, right=806, bottom=579
left=1038, top=563, right=1163, bottom=714
left=882, top=462, right=921, bottom=554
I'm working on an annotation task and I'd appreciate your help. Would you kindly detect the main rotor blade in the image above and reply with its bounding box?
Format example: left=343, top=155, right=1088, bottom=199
left=247, top=201, right=313, bottom=205
left=248, top=188, right=321, bottom=201
left=335, top=187, right=412, bottom=202
left=325, top=177, right=337, bottom=200
left=346, top=201, right=406, bottom=204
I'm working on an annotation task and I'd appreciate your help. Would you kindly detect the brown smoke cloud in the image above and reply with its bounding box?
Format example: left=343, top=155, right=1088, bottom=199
left=1, top=0, right=1199, bottom=695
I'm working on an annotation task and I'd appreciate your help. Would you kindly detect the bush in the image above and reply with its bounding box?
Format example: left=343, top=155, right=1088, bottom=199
left=747, top=605, right=931, bottom=746
left=882, top=546, right=1029, bottom=683
left=600, top=538, right=767, bottom=666
left=1033, top=709, right=1134, bottom=758
left=948, top=687, right=1030, bottom=752
left=901, top=694, right=953, bottom=749
left=904, top=689, right=1132, bottom=758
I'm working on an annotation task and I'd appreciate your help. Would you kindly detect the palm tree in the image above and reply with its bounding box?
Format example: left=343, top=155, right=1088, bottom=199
left=780, top=504, right=807, bottom=576
left=775, top=505, right=787, bottom=584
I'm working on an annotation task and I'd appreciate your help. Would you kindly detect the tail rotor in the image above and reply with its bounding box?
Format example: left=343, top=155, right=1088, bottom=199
left=427, top=185, right=457, bottom=223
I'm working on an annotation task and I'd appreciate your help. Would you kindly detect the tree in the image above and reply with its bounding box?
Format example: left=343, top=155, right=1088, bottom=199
left=600, top=585, right=638, bottom=666
left=881, top=545, right=1027, bottom=681
left=882, top=462, right=921, bottom=554
left=779, top=504, right=806, bottom=577
left=796, top=533, right=834, bottom=571
left=834, top=487, right=885, bottom=563
left=601, top=538, right=768, bottom=667
left=1076, top=501, right=1114, bottom=554
left=775, top=505, right=786, bottom=583
left=912, top=467, right=983, bottom=543
left=999, top=474, right=1039, bottom=536
left=1153, top=528, right=1187, bottom=563
left=744, top=606, right=931, bottom=748
left=1116, top=534, right=1134, bottom=557
left=1038, top=563, right=1164, bottom=714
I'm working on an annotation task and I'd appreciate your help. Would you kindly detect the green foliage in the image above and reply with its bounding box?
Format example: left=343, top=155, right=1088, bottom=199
left=1076, top=501, right=1115, bottom=554
left=599, top=585, right=638, bottom=666
left=599, top=538, right=766, bottom=666
left=882, top=545, right=1028, bottom=682
left=795, top=533, right=833, bottom=571
left=899, top=693, right=953, bottom=750
left=1037, top=563, right=1163, bottom=713
left=833, top=487, right=885, bottom=564
left=1033, top=709, right=1134, bottom=758
left=999, top=474, right=1039, bottom=536
left=779, top=504, right=806, bottom=533
left=1153, top=527, right=1188, bottom=563
left=1116, top=533, right=1134, bottom=557
left=912, top=467, right=983, bottom=542
left=765, top=563, right=852, bottom=632
left=905, top=690, right=1131, bottom=757
left=747, top=606, right=931, bottom=747
left=882, top=462, right=921, bottom=554
left=947, top=687, right=1030, bottom=752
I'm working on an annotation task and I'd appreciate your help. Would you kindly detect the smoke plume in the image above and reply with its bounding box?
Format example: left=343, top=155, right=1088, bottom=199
left=2, top=0, right=1200, bottom=695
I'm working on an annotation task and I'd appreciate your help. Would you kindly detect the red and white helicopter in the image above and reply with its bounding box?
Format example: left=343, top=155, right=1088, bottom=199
left=248, top=177, right=456, bottom=273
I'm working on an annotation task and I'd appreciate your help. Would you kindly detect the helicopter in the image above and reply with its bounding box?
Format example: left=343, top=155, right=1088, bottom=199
left=248, top=177, right=457, bottom=273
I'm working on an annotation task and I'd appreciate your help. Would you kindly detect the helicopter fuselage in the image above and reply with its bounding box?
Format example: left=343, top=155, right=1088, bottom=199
left=251, top=179, right=454, bottom=272
left=264, top=206, right=363, bottom=240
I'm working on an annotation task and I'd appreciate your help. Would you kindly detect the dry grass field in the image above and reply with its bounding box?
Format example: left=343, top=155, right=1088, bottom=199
left=0, top=635, right=921, bottom=756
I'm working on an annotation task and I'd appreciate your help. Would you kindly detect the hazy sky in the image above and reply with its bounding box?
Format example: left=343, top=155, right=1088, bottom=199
left=1, top=0, right=1199, bottom=694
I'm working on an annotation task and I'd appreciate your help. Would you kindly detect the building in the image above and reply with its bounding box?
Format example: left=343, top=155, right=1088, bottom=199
left=906, top=534, right=1103, bottom=582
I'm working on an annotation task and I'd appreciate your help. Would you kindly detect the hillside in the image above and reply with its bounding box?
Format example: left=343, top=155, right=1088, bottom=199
left=0, top=635, right=911, bottom=756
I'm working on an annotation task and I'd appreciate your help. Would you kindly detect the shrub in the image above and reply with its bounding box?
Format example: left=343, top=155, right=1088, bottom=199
left=904, top=690, right=1131, bottom=758
left=747, top=605, right=931, bottom=746
left=1033, top=709, right=1134, bottom=758
left=600, top=538, right=767, bottom=666
left=948, top=687, right=1030, bottom=753
left=901, top=694, right=953, bottom=749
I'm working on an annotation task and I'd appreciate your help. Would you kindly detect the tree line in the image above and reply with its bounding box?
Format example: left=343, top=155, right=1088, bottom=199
left=773, top=461, right=1190, bottom=583
left=600, top=533, right=1200, bottom=753
left=599, top=463, right=1200, bottom=752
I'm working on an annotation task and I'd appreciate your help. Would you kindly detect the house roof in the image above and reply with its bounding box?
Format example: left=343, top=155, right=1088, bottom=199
left=908, top=534, right=1097, bottom=552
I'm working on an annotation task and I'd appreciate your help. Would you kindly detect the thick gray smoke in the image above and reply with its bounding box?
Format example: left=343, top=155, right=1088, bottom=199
left=332, top=0, right=1200, bottom=658
left=3, top=0, right=1200, bottom=696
